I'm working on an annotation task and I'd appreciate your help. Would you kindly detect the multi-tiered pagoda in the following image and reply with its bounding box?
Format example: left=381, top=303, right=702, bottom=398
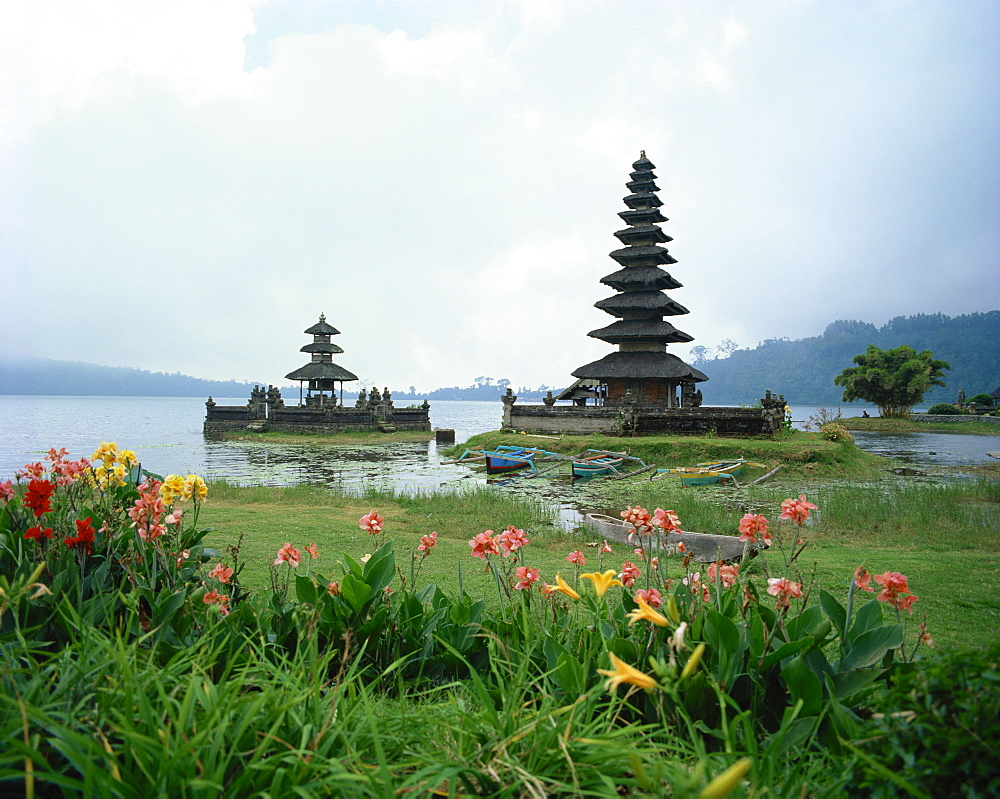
left=570, top=152, right=707, bottom=407
left=284, top=313, right=358, bottom=406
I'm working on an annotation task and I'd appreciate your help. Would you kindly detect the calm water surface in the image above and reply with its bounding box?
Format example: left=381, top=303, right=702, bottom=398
left=1, top=397, right=993, bottom=492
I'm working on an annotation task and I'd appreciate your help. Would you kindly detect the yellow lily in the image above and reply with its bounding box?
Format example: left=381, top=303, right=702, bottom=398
left=681, top=642, right=706, bottom=680
left=579, top=569, right=624, bottom=596
left=699, top=757, right=752, bottom=799
left=626, top=596, right=670, bottom=627
left=597, top=652, right=657, bottom=692
left=550, top=573, right=580, bottom=600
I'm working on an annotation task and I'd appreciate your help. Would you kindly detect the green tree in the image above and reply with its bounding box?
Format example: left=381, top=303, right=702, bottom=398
left=834, top=345, right=950, bottom=418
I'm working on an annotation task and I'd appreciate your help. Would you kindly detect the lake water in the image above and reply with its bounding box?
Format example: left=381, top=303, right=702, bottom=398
left=0, top=396, right=994, bottom=491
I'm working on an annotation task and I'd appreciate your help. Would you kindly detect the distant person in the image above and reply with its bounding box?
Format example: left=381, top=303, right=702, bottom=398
left=862, top=410, right=870, bottom=417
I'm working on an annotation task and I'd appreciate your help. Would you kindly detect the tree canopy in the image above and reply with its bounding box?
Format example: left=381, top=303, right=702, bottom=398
left=834, top=345, right=950, bottom=418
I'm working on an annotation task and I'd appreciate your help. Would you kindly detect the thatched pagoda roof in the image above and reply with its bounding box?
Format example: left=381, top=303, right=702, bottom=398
left=600, top=265, right=682, bottom=291
left=594, top=290, right=690, bottom=317
left=588, top=319, right=694, bottom=344
left=623, top=191, right=662, bottom=210
left=285, top=362, right=358, bottom=382
left=300, top=341, right=345, bottom=354
left=618, top=208, right=667, bottom=226
left=608, top=244, right=677, bottom=267
left=572, top=351, right=708, bottom=382
left=613, top=225, right=671, bottom=245
left=304, top=314, right=340, bottom=336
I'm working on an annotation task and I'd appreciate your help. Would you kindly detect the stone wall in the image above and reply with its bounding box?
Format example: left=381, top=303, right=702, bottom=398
left=915, top=414, right=1000, bottom=425
left=504, top=404, right=783, bottom=437
left=204, top=402, right=431, bottom=434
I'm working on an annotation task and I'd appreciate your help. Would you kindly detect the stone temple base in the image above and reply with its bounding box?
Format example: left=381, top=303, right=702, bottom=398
left=503, top=404, right=783, bottom=437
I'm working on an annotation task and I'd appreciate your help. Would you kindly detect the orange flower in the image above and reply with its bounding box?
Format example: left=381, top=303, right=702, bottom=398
left=598, top=652, right=657, bottom=692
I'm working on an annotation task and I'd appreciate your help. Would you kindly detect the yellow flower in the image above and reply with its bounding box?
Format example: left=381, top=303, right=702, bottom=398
left=626, top=596, right=670, bottom=627
left=699, top=757, right=752, bottom=799
left=111, top=464, right=127, bottom=485
left=160, top=474, right=184, bottom=502
left=183, top=474, right=208, bottom=501
left=666, top=594, right=680, bottom=624
left=118, top=449, right=138, bottom=468
left=597, top=652, right=657, bottom=692
left=550, top=573, right=580, bottom=600
left=579, top=570, right=624, bottom=596
left=680, top=643, right=706, bottom=680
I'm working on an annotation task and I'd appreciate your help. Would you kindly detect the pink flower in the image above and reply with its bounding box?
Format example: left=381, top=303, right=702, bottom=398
left=514, top=565, right=540, bottom=590
left=274, top=542, right=301, bottom=568
left=621, top=506, right=652, bottom=533
left=418, top=532, right=438, bottom=552
left=18, top=462, right=45, bottom=480
left=619, top=561, right=640, bottom=587
left=359, top=511, right=384, bottom=535
left=682, top=572, right=711, bottom=603
left=676, top=541, right=687, bottom=553
left=707, top=562, right=740, bottom=589
left=469, top=531, right=500, bottom=560
left=209, top=563, right=234, bottom=584
left=854, top=566, right=874, bottom=592
left=165, top=508, right=184, bottom=527
left=632, top=547, right=644, bottom=557
left=306, top=542, right=319, bottom=560
left=565, top=550, right=586, bottom=566
left=203, top=588, right=230, bottom=614
left=767, top=577, right=803, bottom=607
left=0, top=480, right=15, bottom=503
left=738, top=513, right=771, bottom=546
left=176, top=549, right=191, bottom=568
left=327, top=581, right=341, bottom=596
left=652, top=508, right=681, bottom=533
left=779, top=495, right=818, bottom=526
left=650, top=557, right=659, bottom=570
left=128, top=481, right=167, bottom=541
left=634, top=587, right=663, bottom=608
left=498, top=525, right=529, bottom=556
left=873, top=571, right=919, bottom=613
left=601, top=539, right=613, bottom=553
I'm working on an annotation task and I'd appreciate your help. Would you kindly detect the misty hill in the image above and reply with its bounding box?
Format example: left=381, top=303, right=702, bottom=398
left=696, top=311, right=1000, bottom=406
left=0, top=358, right=262, bottom=398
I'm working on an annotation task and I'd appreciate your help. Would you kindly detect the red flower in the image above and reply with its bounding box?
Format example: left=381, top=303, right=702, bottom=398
left=23, top=479, right=55, bottom=517
left=854, top=566, right=874, bottom=592
left=873, top=571, right=919, bottom=613
left=24, top=525, right=55, bottom=541
left=417, top=532, right=438, bottom=552
left=64, top=516, right=96, bottom=554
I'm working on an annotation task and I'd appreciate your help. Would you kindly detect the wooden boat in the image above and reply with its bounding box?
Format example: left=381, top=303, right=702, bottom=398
left=572, top=449, right=645, bottom=478
left=656, top=459, right=765, bottom=487
left=582, top=513, right=759, bottom=561
left=485, top=446, right=545, bottom=474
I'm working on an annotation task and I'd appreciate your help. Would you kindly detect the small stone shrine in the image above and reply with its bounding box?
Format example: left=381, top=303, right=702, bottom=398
left=504, top=154, right=784, bottom=436
left=204, top=314, right=430, bottom=434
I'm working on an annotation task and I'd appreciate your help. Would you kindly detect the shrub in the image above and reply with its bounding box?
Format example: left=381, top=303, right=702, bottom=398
left=927, top=403, right=962, bottom=415
left=819, top=422, right=854, bottom=443
left=968, top=393, right=996, bottom=407
left=844, top=641, right=1000, bottom=798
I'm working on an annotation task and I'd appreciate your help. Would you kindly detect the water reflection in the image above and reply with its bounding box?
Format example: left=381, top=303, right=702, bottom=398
left=851, top=431, right=994, bottom=467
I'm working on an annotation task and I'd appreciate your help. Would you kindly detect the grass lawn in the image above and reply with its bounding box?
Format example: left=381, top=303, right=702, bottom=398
left=201, top=443, right=1000, bottom=652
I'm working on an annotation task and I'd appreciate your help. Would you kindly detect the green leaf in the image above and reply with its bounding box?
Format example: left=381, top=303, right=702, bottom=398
left=841, top=624, right=903, bottom=671
left=339, top=573, right=370, bottom=615
left=781, top=655, right=823, bottom=716
left=704, top=608, right=741, bottom=654
left=819, top=589, right=847, bottom=639
left=294, top=574, right=320, bottom=606
left=849, top=597, right=883, bottom=641
left=362, top=544, right=395, bottom=595
left=759, top=637, right=813, bottom=672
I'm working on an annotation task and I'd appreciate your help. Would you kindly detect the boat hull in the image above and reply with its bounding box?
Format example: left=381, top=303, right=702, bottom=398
left=485, top=450, right=538, bottom=473
left=572, top=457, right=624, bottom=477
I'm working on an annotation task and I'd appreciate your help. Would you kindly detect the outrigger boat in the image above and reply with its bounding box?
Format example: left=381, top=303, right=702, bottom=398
left=572, top=449, right=646, bottom=478
left=654, top=458, right=765, bottom=487
left=456, top=445, right=560, bottom=474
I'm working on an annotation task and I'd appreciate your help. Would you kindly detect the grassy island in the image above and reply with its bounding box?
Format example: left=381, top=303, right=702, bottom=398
left=839, top=414, right=1000, bottom=436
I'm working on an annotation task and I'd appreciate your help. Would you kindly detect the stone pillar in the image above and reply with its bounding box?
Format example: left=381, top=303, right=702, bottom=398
left=501, top=388, right=517, bottom=428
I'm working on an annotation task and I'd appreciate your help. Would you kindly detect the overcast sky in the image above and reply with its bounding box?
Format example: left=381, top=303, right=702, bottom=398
left=2, top=0, right=997, bottom=395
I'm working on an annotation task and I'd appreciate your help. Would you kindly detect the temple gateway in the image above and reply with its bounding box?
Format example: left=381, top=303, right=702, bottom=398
left=204, top=314, right=431, bottom=434
left=504, top=153, right=785, bottom=436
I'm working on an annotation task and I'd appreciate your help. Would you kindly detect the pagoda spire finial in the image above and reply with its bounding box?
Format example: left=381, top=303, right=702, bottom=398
left=640, top=149, right=645, bottom=158
left=319, top=312, right=326, bottom=322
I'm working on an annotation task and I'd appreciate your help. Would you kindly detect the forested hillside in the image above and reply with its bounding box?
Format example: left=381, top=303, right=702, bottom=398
left=0, top=358, right=260, bottom=398
left=697, top=312, right=999, bottom=406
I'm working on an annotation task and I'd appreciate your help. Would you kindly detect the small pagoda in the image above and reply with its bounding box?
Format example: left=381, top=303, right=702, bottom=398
left=568, top=151, right=708, bottom=407
left=284, top=313, right=358, bottom=407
